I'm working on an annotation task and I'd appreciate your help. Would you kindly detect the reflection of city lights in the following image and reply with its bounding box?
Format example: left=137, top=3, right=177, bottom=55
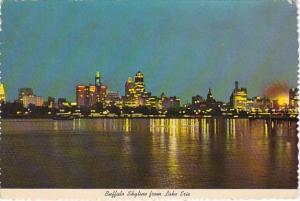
left=264, top=122, right=268, bottom=136
left=124, top=119, right=130, bottom=132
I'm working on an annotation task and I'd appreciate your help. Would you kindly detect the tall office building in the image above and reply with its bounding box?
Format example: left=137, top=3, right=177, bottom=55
left=289, top=88, right=299, bottom=109
left=89, top=85, right=97, bottom=107
left=0, top=82, right=6, bottom=102
left=98, top=85, right=108, bottom=101
left=133, top=71, right=145, bottom=97
left=76, top=72, right=108, bottom=107
left=230, top=81, right=248, bottom=110
left=76, top=85, right=88, bottom=107
left=125, top=77, right=134, bottom=96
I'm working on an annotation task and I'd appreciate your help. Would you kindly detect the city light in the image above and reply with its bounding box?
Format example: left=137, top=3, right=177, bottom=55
left=0, top=72, right=298, bottom=120
left=277, top=95, right=289, bottom=105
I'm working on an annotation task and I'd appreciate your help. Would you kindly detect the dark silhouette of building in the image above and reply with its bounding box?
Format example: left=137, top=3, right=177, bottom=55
left=206, top=88, right=216, bottom=104
left=161, top=93, right=180, bottom=109
left=289, top=88, right=299, bottom=109
left=47, top=97, right=56, bottom=108
left=57, top=98, right=68, bottom=108
left=192, top=95, right=205, bottom=109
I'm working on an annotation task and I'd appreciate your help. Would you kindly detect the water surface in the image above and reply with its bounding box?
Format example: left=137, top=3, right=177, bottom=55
left=1, top=118, right=298, bottom=188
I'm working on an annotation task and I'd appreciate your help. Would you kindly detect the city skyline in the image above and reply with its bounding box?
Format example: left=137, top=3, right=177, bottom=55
left=1, top=70, right=297, bottom=106
left=1, top=0, right=299, bottom=195
left=1, top=0, right=298, bottom=102
left=1, top=70, right=298, bottom=120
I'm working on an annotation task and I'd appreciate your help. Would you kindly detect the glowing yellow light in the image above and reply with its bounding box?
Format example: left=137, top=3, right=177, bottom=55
left=277, top=95, right=289, bottom=105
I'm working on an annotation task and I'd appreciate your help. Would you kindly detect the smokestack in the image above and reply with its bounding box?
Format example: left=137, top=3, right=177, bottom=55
left=235, top=81, right=239, bottom=90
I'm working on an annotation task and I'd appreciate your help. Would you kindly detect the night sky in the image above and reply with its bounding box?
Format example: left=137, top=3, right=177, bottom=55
left=1, top=0, right=298, bottom=103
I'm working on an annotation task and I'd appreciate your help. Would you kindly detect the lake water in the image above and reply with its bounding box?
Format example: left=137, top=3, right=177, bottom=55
left=0, top=118, right=298, bottom=188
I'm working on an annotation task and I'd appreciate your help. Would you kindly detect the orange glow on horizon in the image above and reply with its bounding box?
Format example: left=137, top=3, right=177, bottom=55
left=264, top=82, right=289, bottom=105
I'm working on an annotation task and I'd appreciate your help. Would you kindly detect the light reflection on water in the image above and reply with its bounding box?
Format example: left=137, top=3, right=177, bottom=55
left=1, top=118, right=298, bottom=188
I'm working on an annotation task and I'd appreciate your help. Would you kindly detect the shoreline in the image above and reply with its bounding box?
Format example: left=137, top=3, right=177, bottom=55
left=1, top=116, right=298, bottom=121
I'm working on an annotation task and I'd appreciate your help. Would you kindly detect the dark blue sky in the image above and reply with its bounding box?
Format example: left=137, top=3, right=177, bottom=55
left=1, top=0, right=298, bottom=103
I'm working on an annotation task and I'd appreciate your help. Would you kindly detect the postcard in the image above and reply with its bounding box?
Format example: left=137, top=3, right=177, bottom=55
left=0, top=0, right=299, bottom=200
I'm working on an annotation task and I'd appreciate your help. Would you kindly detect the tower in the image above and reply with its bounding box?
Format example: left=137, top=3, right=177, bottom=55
left=207, top=88, right=214, bottom=101
left=230, top=81, right=248, bottom=110
left=125, top=76, right=134, bottom=96
left=76, top=85, right=88, bottom=107
left=135, top=71, right=144, bottom=83
left=235, top=81, right=239, bottom=91
left=95, top=71, right=101, bottom=86
left=134, top=71, right=145, bottom=97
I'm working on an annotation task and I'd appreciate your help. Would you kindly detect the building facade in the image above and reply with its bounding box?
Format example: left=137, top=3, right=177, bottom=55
left=0, top=82, right=5, bottom=102
left=289, top=88, right=299, bottom=109
left=23, top=95, right=44, bottom=107
left=18, top=88, right=34, bottom=104
left=133, top=71, right=145, bottom=98
left=125, top=77, right=134, bottom=97
left=230, top=81, right=248, bottom=110
left=76, top=72, right=108, bottom=107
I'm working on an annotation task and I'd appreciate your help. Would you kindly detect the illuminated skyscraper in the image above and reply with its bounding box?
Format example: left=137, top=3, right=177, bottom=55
left=76, top=85, right=88, bottom=107
left=230, top=81, right=248, bottom=110
left=134, top=71, right=145, bottom=97
left=125, top=77, right=134, bottom=96
left=76, top=72, right=108, bottom=107
left=95, top=71, right=101, bottom=86
left=289, top=88, right=299, bottom=109
left=144, top=96, right=158, bottom=108
left=76, top=84, right=101, bottom=107
left=98, top=85, right=107, bottom=101
left=0, top=82, right=6, bottom=102
left=89, top=85, right=97, bottom=106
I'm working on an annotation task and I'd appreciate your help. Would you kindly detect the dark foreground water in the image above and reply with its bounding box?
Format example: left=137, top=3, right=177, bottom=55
left=0, top=118, right=298, bottom=188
